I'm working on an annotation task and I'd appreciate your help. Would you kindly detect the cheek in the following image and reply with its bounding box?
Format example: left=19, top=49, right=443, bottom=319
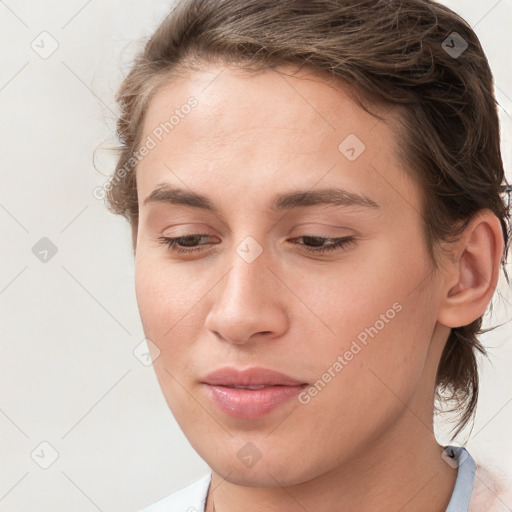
left=134, top=250, right=203, bottom=379
left=135, top=248, right=201, bottom=335
left=294, top=240, right=438, bottom=404
left=134, top=252, right=206, bottom=413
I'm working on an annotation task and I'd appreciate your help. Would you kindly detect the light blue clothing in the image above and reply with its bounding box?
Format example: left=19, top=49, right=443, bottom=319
left=444, top=445, right=476, bottom=511
left=139, top=445, right=476, bottom=512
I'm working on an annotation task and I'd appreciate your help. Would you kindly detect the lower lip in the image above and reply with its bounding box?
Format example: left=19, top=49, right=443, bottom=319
left=204, top=384, right=306, bottom=419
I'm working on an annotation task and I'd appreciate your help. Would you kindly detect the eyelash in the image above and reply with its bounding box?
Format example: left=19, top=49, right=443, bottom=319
left=157, top=234, right=355, bottom=255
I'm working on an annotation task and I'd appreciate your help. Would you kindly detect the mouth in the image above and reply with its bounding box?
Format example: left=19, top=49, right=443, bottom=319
left=201, top=367, right=308, bottom=419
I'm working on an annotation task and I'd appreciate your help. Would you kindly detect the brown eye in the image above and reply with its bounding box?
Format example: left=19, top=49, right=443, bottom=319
left=157, top=234, right=215, bottom=254
left=291, top=236, right=355, bottom=253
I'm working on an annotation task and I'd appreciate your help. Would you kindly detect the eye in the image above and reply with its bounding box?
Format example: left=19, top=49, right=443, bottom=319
left=157, top=234, right=355, bottom=255
left=290, top=235, right=355, bottom=253
left=157, top=234, right=216, bottom=254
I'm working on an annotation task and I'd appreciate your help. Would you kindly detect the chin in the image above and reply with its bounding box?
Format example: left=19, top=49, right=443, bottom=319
left=209, top=458, right=312, bottom=488
left=193, top=435, right=326, bottom=488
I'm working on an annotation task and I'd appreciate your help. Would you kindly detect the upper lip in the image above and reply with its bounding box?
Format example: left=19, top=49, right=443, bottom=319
left=202, top=367, right=306, bottom=387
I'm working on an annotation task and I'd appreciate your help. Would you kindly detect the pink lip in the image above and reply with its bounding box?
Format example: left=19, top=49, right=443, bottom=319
left=201, top=367, right=308, bottom=419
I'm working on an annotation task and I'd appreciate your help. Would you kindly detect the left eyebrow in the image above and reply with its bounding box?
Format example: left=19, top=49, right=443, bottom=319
left=143, top=185, right=219, bottom=213
left=143, top=184, right=380, bottom=212
left=270, top=188, right=380, bottom=210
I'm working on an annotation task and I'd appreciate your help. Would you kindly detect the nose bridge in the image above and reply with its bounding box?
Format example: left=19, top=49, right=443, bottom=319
left=205, top=235, right=287, bottom=344
left=221, top=236, right=272, bottom=313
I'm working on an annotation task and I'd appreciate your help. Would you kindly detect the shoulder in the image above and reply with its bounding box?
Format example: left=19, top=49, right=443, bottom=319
left=469, top=464, right=512, bottom=512
left=138, top=474, right=212, bottom=512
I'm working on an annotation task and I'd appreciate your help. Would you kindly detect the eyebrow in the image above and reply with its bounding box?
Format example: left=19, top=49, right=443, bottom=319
left=143, top=184, right=380, bottom=212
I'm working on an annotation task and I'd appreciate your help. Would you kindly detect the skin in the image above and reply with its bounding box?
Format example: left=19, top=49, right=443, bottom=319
left=132, top=63, right=504, bottom=511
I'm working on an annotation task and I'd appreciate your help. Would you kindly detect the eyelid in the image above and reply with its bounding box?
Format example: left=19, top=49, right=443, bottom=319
left=157, top=233, right=356, bottom=256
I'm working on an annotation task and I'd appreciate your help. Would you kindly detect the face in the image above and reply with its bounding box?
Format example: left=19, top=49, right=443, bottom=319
left=134, top=64, right=448, bottom=486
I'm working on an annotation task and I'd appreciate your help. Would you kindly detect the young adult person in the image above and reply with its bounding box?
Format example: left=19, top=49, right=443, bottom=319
left=104, top=1, right=512, bottom=510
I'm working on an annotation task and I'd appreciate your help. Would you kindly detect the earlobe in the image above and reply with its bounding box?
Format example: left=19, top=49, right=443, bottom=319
left=437, top=210, right=504, bottom=328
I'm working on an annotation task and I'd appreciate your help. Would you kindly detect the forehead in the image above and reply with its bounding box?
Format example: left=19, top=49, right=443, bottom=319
left=142, top=63, right=387, bottom=149
left=136, top=64, right=420, bottom=217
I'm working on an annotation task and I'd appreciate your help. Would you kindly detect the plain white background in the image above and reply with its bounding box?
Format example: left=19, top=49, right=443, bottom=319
left=0, top=1, right=511, bottom=511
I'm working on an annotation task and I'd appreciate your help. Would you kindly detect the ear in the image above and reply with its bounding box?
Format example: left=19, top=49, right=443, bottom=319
left=437, top=210, right=504, bottom=328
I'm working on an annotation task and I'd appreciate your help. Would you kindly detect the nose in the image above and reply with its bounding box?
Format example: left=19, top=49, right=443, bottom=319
left=204, top=241, right=289, bottom=346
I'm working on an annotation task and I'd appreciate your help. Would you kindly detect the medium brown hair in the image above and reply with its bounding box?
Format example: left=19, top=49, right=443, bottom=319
left=104, top=0, right=511, bottom=435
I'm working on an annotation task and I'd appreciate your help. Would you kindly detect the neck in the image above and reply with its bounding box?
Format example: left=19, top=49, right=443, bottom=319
left=206, top=408, right=457, bottom=512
